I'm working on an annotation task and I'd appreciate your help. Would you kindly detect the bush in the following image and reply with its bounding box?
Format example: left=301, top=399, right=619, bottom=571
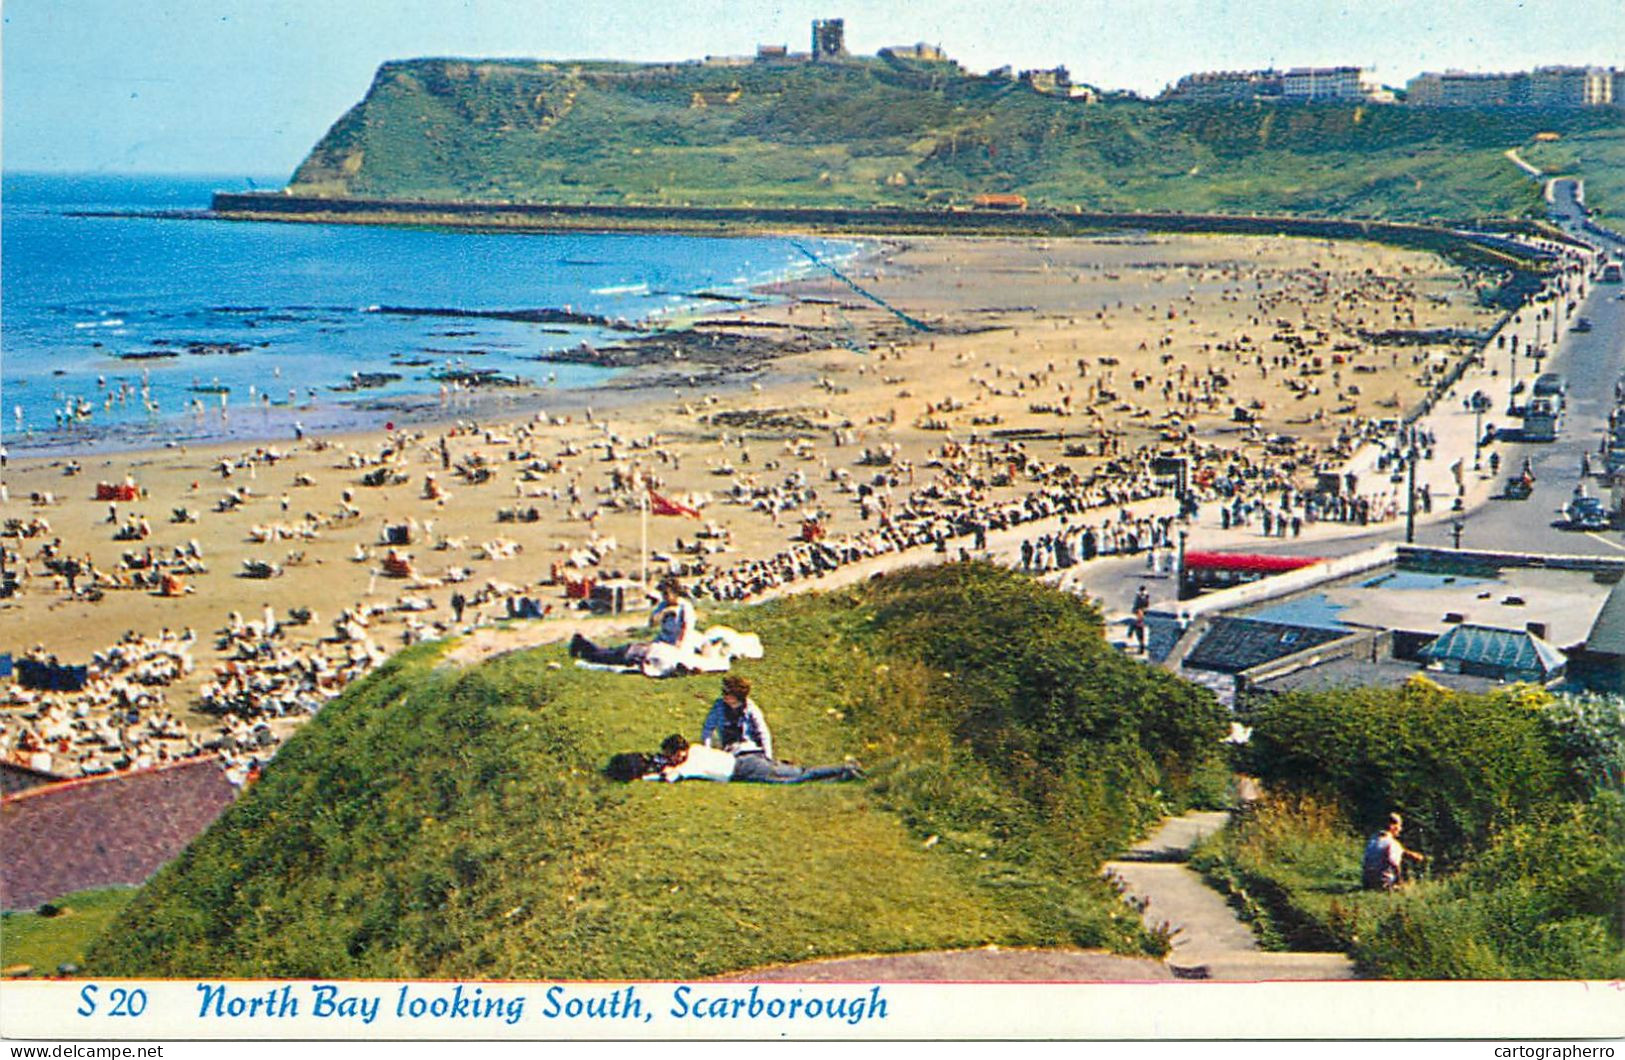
left=1540, top=692, right=1625, bottom=795
left=852, top=564, right=1229, bottom=861
left=1241, top=680, right=1568, bottom=865
left=1211, top=685, right=1624, bottom=979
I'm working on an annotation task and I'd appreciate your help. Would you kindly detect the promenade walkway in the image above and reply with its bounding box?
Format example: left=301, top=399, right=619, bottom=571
left=715, top=805, right=1356, bottom=983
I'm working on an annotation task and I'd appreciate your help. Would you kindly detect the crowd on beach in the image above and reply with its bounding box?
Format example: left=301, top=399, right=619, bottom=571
left=3, top=235, right=1533, bottom=789
left=1, top=630, right=215, bottom=780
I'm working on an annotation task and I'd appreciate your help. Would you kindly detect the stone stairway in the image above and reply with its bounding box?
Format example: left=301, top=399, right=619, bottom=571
left=1103, top=811, right=1357, bottom=981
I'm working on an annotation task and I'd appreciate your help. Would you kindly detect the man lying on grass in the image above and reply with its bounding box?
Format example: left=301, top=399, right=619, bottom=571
left=606, top=734, right=863, bottom=785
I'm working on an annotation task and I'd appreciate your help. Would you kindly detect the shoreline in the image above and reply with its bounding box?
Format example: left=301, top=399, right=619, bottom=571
left=3, top=236, right=893, bottom=461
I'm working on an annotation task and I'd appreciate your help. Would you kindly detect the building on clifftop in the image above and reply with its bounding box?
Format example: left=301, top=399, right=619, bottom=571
left=811, top=18, right=847, bottom=62
left=1160, top=69, right=1284, bottom=102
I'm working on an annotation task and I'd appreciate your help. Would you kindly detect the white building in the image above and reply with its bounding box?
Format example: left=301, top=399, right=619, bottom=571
left=1282, top=66, right=1384, bottom=102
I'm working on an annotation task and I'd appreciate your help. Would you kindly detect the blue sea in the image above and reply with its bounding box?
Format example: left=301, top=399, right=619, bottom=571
left=1, top=174, right=861, bottom=452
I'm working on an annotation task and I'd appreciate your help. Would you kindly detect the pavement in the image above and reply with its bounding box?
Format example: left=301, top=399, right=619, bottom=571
left=1104, top=812, right=1356, bottom=982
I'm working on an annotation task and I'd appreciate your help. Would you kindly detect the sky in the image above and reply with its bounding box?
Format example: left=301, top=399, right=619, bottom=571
left=4, top=0, right=1622, bottom=177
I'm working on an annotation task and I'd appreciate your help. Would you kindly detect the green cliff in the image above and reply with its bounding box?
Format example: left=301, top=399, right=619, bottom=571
left=286, top=56, right=1625, bottom=220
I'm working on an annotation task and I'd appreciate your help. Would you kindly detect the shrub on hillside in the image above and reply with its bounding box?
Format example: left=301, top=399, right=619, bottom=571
left=854, top=563, right=1230, bottom=860
left=1354, top=795, right=1625, bottom=979
left=1240, top=679, right=1568, bottom=864
left=1540, top=692, right=1625, bottom=795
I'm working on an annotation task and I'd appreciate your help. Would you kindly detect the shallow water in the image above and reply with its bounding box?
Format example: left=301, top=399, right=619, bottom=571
left=2, top=174, right=860, bottom=452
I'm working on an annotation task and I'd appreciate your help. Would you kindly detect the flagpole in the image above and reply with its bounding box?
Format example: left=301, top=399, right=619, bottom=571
left=640, top=467, right=649, bottom=592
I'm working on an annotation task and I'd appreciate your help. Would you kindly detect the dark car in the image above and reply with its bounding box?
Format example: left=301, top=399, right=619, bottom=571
left=1565, top=495, right=1611, bottom=531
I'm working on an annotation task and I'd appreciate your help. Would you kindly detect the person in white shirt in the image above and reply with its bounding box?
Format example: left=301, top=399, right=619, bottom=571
left=1362, top=812, right=1425, bottom=890
left=641, top=734, right=861, bottom=785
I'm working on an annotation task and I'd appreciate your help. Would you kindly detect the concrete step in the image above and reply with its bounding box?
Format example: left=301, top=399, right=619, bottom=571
left=1169, top=952, right=1357, bottom=982
left=1107, top=809, right=1360, bottom=982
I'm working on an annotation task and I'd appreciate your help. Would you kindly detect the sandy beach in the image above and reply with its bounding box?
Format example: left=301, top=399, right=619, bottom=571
left=0, top=231, right=1504, bottom=775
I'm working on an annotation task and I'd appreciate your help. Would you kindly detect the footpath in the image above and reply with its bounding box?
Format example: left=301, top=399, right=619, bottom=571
left=1103, top=810, right=1356, bottom=981
left=718, top=805, right=1355, bottom=983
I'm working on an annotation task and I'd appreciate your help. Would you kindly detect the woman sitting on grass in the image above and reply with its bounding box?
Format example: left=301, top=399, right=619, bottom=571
left=569, top=576, right=696, bottom=669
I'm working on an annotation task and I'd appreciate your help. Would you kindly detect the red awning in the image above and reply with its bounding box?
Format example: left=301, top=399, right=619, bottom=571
left=1183, top=551, right=1324, bottom=574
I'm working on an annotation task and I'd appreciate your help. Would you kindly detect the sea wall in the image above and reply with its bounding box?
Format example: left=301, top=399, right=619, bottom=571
left=209, top=193, right=1557, bottom=272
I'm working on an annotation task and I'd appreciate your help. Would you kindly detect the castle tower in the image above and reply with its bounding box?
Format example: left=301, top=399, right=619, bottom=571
left=811, top=19, right=846, bottom=62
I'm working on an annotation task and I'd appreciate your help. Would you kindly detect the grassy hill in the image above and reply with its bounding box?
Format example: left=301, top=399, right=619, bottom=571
left=285, top=57, right=1625, bottom=221
left=87, top=564, right=1229, bottom=979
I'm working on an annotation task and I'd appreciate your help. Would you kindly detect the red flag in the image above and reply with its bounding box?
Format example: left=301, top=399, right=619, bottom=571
left=648, top=489, right=701, bottom=519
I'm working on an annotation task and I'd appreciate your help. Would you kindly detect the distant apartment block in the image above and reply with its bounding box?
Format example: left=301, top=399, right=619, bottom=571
left=1160, top=69, right=1283, bottom=102
left=1408, top=65, right=1618, bottom=106
left=811, top=18, right=847, bottom=62
left=1282, top=66, right=1385, bottom=102
left=1530, top=65, right=1614, bottom=106
left=1407, top=70, right=1530, bottom=106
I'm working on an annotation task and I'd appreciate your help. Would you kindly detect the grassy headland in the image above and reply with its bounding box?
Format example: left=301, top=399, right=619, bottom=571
left=281, top=57, right=1625, bottom=221
left=86, top=564, right=1229, bottom=979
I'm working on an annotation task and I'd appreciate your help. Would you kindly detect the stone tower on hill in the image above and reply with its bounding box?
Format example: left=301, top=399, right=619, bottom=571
left=811, top=18, right=846, bottom=62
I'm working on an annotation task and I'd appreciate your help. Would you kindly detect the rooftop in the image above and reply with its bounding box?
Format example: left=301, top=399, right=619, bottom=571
left=1283, top=564, right=1615, bottom=649
left=1, top=756, right=237, bottom=910
left=1419, top=622, right=1567, bottom=677
left=1583, top=581, right=1625, bottom=657
left=1183, top=617, right=1352, bottom=674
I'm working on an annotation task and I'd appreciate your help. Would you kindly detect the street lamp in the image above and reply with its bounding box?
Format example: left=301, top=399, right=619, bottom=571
left=1508, top=333, right=1519, bottom=413
left=1405, top=442, right=1418, bottom=544
left=1470, top=391, right=1490, bottom=471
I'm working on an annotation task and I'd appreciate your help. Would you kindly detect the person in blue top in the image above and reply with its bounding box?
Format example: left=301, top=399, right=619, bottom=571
left=649, top=576, right=697, bottom=649
left=701, top=675, right=773, bottom=758
left=569, top=576, right=696, bottom=667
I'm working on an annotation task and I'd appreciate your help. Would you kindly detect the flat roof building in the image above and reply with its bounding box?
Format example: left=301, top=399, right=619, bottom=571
left=1408, top=70, right=1531, bottom=107
left=1530, top=66, right=1614, bottom=107
left=879, top=42, right=947, bottom=62
left=1283, top=66, right=1385, bottom=102
left=1161, top=70, right=1283, bottom=103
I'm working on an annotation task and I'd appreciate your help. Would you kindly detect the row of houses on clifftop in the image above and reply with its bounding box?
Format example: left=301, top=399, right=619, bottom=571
left=1163, top=63, right=1623, bottom=106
